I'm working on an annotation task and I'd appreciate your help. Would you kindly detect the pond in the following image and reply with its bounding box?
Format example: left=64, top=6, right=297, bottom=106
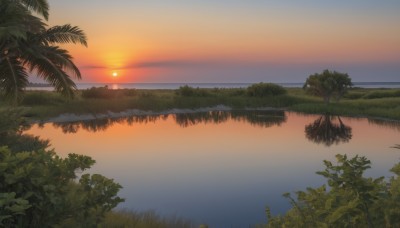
left=26, top=111, right=400, bottom=227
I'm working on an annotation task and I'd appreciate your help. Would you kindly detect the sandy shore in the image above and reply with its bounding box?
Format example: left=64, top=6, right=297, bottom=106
left=41, top=105, right=284, bottom=123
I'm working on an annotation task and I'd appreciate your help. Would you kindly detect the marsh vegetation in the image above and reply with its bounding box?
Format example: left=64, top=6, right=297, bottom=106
left=1, top=85, right=399, bottom=121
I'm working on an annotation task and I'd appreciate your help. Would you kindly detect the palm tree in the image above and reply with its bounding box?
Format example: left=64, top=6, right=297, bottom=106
left=0, top=0, right=87, bottom=103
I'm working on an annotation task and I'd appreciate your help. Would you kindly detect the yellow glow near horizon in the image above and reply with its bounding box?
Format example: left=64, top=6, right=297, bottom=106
left=112, top=72, right=118, bottom=77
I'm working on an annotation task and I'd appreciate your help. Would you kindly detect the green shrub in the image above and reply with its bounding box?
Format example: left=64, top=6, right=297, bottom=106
left=265, top=154, right=400, bottom=227
left=0, top=110, right=124, bottom=227
left=81, top=86, right=117, bottom=99
left=247, top=83, right=287, bottom=97
left=176, top=85, right=210, bottom=97
left=0, top=147, right=124, bottom=227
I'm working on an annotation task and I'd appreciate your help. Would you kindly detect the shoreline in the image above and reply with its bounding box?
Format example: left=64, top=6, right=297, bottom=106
left=32, top=105, right=400, bottom=124
left=38, top=105, right=285, bottom=123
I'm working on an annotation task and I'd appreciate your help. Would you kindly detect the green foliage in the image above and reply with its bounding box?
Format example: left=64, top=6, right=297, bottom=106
left=176, top=85, right=211, bottom=97
left=81, top=86, right=117, bottom=99
left=303, top=69, right=353, bottom=103
left=0, top=0, right=87, bottom=103
left=247, top=83, right=287, bottom=97
left=4, top=87, right=400, bottom=121
left=98, top=210, right=193, bottom=228
left=264, top=154, right=400, bottom=228
left=0, top=109, right=124, bottom=227
left=0, top=147, right=124, bottom=227
left=81, top=86, right=137, bottom=99
left=0, top=109, right=49, bottom=152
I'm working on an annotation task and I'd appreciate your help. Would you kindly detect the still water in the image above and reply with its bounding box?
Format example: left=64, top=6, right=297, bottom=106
left=26, top=111, right=400, bottom=227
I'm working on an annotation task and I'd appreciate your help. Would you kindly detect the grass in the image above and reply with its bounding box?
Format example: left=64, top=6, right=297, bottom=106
left=1, top=87, right=400, bottom=121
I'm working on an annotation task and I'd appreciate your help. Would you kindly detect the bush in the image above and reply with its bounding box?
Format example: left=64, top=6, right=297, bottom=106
left=0, top=110, right=124, bottom=227
left=0, top=147, right=124, bottom=227
left=81, top=86, right=117, bottom=99
left=176, top=85, right=210, bottom=97
left=265, top=154, right=400, bottom=227
left=81, top=86, right=137, bottom=99
left=247, top=83, right=287, bottom=97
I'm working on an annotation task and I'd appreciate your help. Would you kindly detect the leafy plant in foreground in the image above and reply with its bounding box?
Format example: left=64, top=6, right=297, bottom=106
left=0, top=147, right=124, bottom=227
left=264, top=154, right=400, bottom=227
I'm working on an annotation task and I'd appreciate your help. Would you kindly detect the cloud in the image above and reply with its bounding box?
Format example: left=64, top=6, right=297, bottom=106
left=80, top=65, right=107, bottom=69
left=80, top=59, right=229, bottom=70
left=126, top=59, right=228, bottom=69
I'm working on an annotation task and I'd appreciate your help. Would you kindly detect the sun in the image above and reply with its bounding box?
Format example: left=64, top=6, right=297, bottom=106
left=112, top=72, right=118, bottom=77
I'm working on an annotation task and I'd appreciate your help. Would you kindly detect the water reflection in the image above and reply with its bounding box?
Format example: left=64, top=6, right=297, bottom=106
left=305, top=115, right=352, bottom=146
left=53, top=115, right=168, bottom=133
left=25, top=111, right=400, bottom=228
left=368, top=119, right=400, bottom=132
left=53, top=110, right=286, bottom=133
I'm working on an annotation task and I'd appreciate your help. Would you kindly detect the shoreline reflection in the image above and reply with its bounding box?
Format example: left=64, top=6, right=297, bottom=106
left=52, top=110, right=287, bottom=133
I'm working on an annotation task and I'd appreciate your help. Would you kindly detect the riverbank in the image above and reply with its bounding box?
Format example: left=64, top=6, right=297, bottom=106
left=1, top=87, right=400, bottom=121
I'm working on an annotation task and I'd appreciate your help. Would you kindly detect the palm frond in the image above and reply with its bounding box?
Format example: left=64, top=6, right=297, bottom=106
left=20, top=0, right=49, bottom=20
left=23, top=45, right=81, bottom=79
left=0, top=1, right=45, bottom=39
left=42, top=24, right=87, bottom=47
left=0, top=57, right=28, bottom=103
left=21, top=47, right=77, bottom=98
left=393, top=144, right=400, bottom=150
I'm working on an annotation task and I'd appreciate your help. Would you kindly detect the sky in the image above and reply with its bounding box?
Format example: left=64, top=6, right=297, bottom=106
left=43, top=0, right=400, bottom=83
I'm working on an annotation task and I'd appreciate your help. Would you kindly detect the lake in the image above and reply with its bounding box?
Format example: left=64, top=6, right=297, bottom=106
left=26, top=111, right=400, bottom=227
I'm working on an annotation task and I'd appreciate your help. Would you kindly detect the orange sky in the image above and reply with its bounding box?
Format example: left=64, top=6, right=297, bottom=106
left=43, top=1, right=400, bottom=83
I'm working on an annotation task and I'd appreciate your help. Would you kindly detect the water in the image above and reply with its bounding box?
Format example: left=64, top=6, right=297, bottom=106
left=27, top=82, right=400, bottom=90
left=26, top=111, right=400, bottom=227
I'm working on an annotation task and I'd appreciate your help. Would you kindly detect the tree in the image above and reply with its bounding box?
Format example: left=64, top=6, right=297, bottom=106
left=0, top=0, right=87, bottom=103
left=303, top=70, right=352, bottom=104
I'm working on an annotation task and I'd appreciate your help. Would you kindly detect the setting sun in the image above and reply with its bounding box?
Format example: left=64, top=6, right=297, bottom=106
left=112, top=72, right=118, bottom=77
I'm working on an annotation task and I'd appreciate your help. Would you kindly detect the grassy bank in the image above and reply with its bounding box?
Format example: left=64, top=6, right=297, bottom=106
left=1, top=86, right=400, bottom=121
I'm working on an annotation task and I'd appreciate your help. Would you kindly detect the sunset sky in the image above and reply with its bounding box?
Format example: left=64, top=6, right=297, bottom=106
left=45, top=0, right=400, bottom=83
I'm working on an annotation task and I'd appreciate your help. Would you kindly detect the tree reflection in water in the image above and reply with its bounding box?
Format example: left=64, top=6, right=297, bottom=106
left=53, top=110, right=287, bottom=133
left=305, top=115, right=352, bottom=146
left=174, top=110, right=286, bottom=128
left=53, top=115, right=167, bottom=133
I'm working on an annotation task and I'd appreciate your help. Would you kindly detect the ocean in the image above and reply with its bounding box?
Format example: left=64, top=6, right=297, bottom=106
left=27, top=82, right=400, bottom=90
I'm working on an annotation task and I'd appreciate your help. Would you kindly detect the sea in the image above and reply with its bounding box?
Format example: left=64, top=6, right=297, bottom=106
left=27, top=82, right=400, bottom=90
